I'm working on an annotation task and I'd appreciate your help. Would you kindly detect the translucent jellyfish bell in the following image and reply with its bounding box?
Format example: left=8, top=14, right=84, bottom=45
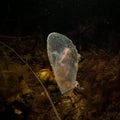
left=47, top=32, right=80, bottom=96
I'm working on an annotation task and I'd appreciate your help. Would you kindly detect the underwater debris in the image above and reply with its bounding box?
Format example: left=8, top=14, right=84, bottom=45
left=47, top=32, right=81, bottom=96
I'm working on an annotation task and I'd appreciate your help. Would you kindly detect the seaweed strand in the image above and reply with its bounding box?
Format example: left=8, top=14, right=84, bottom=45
left=0, top=41, right=61, bottom=120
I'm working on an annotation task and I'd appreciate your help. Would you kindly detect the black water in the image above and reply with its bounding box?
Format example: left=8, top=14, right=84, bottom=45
left=0, top=0, right=120, bottom=35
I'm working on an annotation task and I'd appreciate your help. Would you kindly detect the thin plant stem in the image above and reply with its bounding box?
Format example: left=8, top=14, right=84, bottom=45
left=0, top=41, right=61, bottom=120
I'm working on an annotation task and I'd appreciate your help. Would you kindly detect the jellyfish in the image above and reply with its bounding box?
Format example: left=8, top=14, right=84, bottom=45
left=47, top=32, right=80, bottom=96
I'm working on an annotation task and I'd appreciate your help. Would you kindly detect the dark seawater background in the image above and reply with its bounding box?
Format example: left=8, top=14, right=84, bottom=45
left=0, top=0, right=120, bottom=35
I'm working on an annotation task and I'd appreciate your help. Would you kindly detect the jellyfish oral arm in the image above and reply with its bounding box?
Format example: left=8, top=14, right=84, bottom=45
left=59, top=48, right=70, bottom=64
left=58, top=48, right=71, bottom=77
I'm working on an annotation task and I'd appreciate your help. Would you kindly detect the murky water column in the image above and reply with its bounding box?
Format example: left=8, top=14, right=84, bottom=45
left=47, top=32, right=80, bottom=96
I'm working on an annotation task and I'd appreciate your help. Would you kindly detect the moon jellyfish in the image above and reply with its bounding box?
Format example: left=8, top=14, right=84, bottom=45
left=47, top=32, right=80, bottom=96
